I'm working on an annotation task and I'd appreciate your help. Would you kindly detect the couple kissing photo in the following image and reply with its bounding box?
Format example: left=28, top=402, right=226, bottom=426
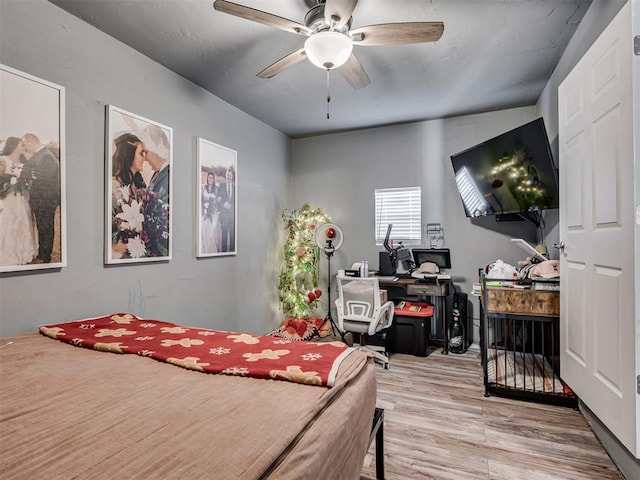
left=0, top=65, right=65, bottom=273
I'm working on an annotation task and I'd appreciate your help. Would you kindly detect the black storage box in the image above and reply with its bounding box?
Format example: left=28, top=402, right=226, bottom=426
left=388, top=301, right=434, bottom=357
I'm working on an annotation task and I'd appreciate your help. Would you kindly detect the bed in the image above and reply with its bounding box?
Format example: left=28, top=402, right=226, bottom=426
left=0, top=314, right=377, bottom=479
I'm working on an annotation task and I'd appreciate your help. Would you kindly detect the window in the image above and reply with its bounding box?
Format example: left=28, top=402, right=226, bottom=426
left=374, top=187, right=421, bottom=245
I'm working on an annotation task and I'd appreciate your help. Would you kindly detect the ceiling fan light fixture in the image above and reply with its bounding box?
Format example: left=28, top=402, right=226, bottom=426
left=304, top=31, right=353, bottom=70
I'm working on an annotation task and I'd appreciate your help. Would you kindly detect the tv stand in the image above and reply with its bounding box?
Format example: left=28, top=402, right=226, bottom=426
left=495, top=211, right=541, bottom=228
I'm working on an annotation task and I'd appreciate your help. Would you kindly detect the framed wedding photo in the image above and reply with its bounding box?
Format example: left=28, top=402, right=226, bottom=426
left=0, top=64, right=67, bottom=273
left=196, top=138, right=237, bottom=258
left=106, top=105, right=173, bottom=264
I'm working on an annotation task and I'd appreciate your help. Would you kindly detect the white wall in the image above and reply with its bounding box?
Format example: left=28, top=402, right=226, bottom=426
left=291, top=106, right=540, bottom=344
left=0, top=0, right=291, bottom=337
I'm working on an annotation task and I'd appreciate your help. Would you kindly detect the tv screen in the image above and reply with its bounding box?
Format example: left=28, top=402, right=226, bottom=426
left=450, top=118, right=558, bottom=218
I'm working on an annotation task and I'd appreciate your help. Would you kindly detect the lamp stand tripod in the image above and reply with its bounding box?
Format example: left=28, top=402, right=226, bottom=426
left=322, top=240, right=347, bottom=343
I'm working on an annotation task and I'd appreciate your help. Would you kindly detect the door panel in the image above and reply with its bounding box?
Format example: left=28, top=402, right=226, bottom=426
left=565, top=260, right=586, bottom=364
left=592, top=107, right=620, bottom=226
left=564, top=134, right=585, bottom=229
left=593, top=266, right=621, bottom=393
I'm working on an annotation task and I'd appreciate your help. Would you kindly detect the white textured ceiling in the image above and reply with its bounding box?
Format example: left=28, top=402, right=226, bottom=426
left=50, top=0, right=592, bottom=138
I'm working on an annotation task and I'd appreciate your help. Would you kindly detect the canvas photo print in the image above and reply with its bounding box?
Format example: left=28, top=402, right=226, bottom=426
left=0, top=64, right=66, bottom=273
left=106, top=105, right=173, bottom=264
left=197, top=138, right=237, bottom=257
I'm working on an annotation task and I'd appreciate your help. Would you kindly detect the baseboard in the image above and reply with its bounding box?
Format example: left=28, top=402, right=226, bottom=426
left=580, top=401, right=640, bottom=478
left=467, top=342, right=481, bottom=353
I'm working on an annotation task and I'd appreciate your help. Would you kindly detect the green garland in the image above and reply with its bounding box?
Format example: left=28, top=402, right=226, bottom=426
left=278, top=203, right=330, bottom=318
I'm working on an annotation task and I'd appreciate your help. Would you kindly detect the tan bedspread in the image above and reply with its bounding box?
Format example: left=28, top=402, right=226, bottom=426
left=0, top=332, right=376, bottom=480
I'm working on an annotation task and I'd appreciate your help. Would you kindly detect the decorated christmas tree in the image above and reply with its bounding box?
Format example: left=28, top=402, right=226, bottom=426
left=278, top=203, right=330, bottom=319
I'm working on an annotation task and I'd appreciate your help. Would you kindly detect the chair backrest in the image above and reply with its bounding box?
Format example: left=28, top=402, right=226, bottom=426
left=336, top=276, right=382, bottom=322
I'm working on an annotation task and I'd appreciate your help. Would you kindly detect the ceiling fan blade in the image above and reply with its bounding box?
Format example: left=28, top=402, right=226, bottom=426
left=257, top=48, right=307, bottom=78
left=324, top=0, right=358, bottom=29
left=337, top=53, right=370, bottom=89
left=213, top=0, right=310, bottom=36
left=351, top=22, right=444, bottom=46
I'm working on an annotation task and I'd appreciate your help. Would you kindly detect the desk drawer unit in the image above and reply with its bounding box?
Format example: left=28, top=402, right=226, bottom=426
left=406, top=284, right=447, bottom=296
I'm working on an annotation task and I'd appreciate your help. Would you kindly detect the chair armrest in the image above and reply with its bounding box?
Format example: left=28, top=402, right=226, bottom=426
left=368, top=301, right=395, bottom=336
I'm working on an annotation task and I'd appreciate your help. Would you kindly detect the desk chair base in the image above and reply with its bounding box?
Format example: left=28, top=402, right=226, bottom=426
left=352, top=334, right=390, bottom=369
left=369, top=348, right=390, bottom=370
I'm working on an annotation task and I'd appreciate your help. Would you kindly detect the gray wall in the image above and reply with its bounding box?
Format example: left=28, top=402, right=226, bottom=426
left=536, top=0, right=627, bottom=252
left=0, top=0, right=291, bottom=337
left=291, top=106, right=540, bottom=343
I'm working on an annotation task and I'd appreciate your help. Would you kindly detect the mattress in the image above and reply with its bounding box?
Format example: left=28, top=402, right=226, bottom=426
left=0, top=331, right=376, bottom=479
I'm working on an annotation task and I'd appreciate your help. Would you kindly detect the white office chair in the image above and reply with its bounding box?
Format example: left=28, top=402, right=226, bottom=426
left=335, top=276, right=395, bottom=369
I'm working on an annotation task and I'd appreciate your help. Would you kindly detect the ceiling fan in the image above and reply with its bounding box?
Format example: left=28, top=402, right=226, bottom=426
left=213, top=0, right=444, bottom=89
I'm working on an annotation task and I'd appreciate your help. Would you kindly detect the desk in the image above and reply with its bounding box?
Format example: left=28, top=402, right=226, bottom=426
left=377, top=277, right=451, bottom=353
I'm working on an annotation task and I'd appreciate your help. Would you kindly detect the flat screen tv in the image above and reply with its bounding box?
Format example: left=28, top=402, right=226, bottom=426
left=450, top=118, right=559, bottom=219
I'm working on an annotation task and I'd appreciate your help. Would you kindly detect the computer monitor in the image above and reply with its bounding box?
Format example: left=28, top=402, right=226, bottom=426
left=412, top=248, right=451, bottom=271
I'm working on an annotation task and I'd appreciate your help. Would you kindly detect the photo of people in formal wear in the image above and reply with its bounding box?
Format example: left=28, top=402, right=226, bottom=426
left=0, top=65, right=65, bottom=272
left=106, top=105, right=172, bottom=264
left=197, top=138, right=237, bottom=257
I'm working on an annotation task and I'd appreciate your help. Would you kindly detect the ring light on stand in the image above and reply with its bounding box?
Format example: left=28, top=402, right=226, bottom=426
left=314, top=222, right=343, bottom=253
left=314, top=223, right=345, bottom=342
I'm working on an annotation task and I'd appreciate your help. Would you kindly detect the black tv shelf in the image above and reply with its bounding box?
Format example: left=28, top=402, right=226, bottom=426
left=495, top=211, right=542, bottom=228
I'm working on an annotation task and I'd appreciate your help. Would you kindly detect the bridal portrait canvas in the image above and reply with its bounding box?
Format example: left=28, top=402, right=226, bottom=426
left=0, top=65, right=66, bottom=273
left=106, top=105, right=173, bottom=264
left=197, top=138, right=237, bottom=258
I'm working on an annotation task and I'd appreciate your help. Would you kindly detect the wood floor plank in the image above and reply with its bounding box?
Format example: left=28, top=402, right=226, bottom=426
left=360, top=347, right=623, bottom=480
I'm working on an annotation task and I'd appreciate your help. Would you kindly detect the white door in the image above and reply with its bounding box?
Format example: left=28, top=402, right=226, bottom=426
left=558, top=2, right=636, bottom=456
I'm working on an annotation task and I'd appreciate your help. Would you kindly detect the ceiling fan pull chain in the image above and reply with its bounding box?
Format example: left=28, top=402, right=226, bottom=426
left=326, top=68, right=331, bottom=119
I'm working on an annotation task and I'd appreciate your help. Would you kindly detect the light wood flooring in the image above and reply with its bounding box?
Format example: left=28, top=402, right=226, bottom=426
left=359, top=346, right=624, bottom=480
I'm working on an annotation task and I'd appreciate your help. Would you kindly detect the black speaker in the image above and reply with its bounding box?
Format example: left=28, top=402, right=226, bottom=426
left=379, top=251, right=397, bottom=276
left=453, top=292, right=470, bottom=348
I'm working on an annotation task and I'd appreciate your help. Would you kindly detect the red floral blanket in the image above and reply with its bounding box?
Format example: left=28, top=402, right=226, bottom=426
left=39, top=314, right=353, bottom=387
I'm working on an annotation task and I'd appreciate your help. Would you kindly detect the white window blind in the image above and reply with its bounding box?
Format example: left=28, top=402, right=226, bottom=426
left=374, top=187, right=421, bottom=245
